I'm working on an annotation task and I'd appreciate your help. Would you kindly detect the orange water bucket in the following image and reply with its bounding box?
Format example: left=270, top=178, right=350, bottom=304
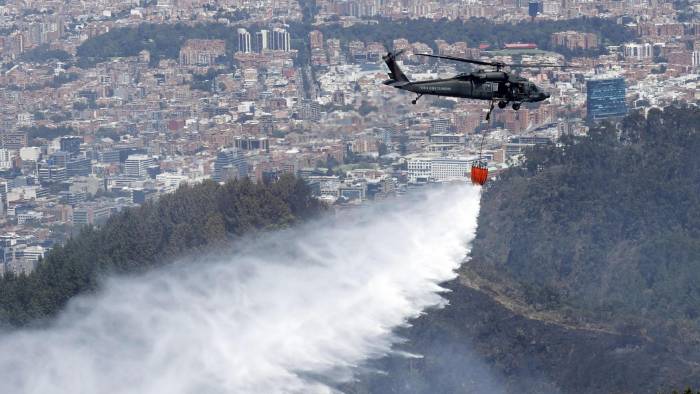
left=470, top=165, right=488, bottom=185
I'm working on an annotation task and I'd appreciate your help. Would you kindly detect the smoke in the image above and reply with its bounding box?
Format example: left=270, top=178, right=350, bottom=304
left=0, top=185, right=481, bottom=394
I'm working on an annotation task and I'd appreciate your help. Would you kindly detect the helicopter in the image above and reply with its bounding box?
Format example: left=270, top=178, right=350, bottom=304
left=382, top=50, right=569, bottom=120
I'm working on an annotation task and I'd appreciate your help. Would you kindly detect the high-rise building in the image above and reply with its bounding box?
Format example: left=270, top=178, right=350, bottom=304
left=431, top=158, right=472, bottom=181
left=255, top=29, right=270, bottom=52
left=72, top=208, right=90, bottom=226
left=72, top=205, right=112, bottom=227
left=38, top=164, right=67, bottom=184
left=586, top=76, right=627, bottom=121
left=332, top=90, right=345, bottom=106
left=339, top=184, right=366, bottom=201
left=407, top=158, right=432, bottom=183
left=0, top=181, right=8, bottom=212
left=178, top=39, right=226, bottom=66
left=528, top=0, right=542, bottom=18
left=234, top=136, right=270, bottom=152
left=309, top=30, right=324, bottom=50
left=551, top=31, right=598, bottom=50
left=237, top=28, right=252, bottom=53
left=66, top=157, right=92, bottom=177
left=49, top=151, right=70, bottom=168
left=623, top=43, right=653, bottom=60
left=271, top=28, right=291, bottom=51
left=430, top=118, right=452, bottom=134
left=299, top=100, right=321, bottom=121
left=124, top=154, right=154, bottom=178
left=0, top=149, right=12, bottom=170
left=60, top=136, right=83, bottom=155
left=1, top=131, right=27, bottom=150
left=61, top=190, right=86, bottom=206
left=407, top=157, right=472, bottom=183
left=99, top=149, right=121, bottom=163
left=213, top=149, right=248, bottom=182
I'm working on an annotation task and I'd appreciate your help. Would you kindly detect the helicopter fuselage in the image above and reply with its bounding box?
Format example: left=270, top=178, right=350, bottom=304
left=381, top=51, right=550, bottom=110
left=389, top=73, right=549, bottom=105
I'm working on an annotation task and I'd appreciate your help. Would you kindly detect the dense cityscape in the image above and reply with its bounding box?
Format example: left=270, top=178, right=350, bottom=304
left=0, top=0, right=698, bottom=275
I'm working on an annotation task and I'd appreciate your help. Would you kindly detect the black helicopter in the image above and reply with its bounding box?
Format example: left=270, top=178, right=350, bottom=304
left=382, top=50, right=567, bottom=120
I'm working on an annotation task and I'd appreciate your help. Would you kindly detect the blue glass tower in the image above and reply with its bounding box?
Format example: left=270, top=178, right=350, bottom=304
left=528, top=1, right=542, bottom=18
left=213, top=148, right=248, bottom=182
left=586, top=77, right=627, bottom=121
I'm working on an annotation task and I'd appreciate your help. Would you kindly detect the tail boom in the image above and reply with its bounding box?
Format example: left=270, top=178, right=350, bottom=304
left=382, top=50, right=409, bottom=84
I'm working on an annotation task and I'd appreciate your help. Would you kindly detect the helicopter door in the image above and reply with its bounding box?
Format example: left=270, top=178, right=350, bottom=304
left=479, top=82, right=497, bottom=99
left=497, top=81, right=508, bottom=98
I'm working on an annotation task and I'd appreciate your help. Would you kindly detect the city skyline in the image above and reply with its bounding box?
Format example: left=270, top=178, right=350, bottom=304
left=0, top=0, right=697, bottom=275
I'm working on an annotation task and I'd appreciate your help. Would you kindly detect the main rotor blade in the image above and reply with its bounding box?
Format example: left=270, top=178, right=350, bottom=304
left=508, top=63, right=583, bottom=68
left=416, top=53, right=582, bottom=69
left=414, top=53, right=500, bottom=67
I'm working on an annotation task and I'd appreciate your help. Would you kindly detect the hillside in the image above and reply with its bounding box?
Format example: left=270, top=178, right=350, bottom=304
left=0, top=175, right=322, bottom=327
left=75, top=17, right=634, bottom=67
left=471, top=105, right=700, bottom=326
left=349, top=105, right=700, bottom=393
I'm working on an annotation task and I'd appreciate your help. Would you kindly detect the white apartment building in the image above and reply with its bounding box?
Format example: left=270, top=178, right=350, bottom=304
left=407, top=157, right=432, bottom=183
left=623, top=43, right=653, bottom=60
left=237, top=28, right=252, bottom=53
left=156, top=173, right=189, bottom=193
left=124, top=154, right=154, bottom=178
left=307, top=176, right=341, bottom=196
left=431, top=157, right=472, bottom=181
left=0, top=149, right=12, bottom=170
left=408, top=157, right=474, bottom=183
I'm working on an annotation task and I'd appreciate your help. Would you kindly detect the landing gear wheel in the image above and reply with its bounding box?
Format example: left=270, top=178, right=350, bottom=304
left=498, top=101, right=507, bottom=109
left=512, top=102, right=521, bottom=111
left=411, top=94, right=423, bottom=105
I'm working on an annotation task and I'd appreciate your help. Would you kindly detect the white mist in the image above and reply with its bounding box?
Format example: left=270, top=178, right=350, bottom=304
left=0, top=185, right=481, bottom=394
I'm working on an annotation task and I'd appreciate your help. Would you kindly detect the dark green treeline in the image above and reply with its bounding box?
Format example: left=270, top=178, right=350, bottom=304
left=0, top=175, right=322, bottom=327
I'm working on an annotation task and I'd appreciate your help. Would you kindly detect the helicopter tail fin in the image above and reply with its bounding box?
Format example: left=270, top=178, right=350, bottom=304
left=382, top=50, right=409, bottom=84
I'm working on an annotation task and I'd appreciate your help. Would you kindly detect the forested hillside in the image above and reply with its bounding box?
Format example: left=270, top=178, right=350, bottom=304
left=76, top=17, right=634, bottom=67
left=0, top=175, right=322, bottom=327
left=76, top=23, right=239, bottom=67
left=350, top=105, right=700, bottom=393
left=471, top=105, right=700, bottom=325
left=316, top=17, right=634, bottom=56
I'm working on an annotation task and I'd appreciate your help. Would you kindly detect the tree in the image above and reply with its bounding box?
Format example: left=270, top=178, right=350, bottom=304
left=470, top=105, right=700, bottom=325
left=0, top=176, right=323, bottom=327
left=19, top=45, right=71, bottom=63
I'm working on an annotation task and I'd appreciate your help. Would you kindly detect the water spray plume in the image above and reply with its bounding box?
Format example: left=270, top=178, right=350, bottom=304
left=0, top=185, right=481, bottom=394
